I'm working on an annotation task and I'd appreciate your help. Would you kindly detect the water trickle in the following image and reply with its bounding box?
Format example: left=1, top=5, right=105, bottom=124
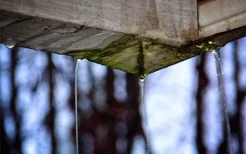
left=139, top=78, right=150, bottom=154
left=212, top=50, right=233, bottom=154
left=3, top=38, right=17, bottom=49
left=75, top=59, right=81, bottom=154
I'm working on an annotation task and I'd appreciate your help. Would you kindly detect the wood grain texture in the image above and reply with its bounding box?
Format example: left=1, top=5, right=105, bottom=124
left=1, top=0, right=198, bottom=47
left=199, top=0, right=246, bottom=37
left=0, top=10, right=124, bottom=54
left=1, top=1, right=246, bottom=76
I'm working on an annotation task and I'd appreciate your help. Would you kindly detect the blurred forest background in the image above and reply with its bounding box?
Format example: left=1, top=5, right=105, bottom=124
left=0, top=37, right=246, bottom=154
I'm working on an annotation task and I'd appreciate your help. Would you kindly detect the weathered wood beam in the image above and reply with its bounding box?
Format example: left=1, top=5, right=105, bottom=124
left=199, top=0, right=246, bottom=37
left=0, top=0, right=246, bottom=77
left=1, top=0, right=198, bottom=46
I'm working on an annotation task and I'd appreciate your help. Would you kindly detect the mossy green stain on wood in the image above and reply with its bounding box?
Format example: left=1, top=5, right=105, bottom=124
left=66, top=35, right=142, bottom=74
left=65, top=35, right=220, bottom=78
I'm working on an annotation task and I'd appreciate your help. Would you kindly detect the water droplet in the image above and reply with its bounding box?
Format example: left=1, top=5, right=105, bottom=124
left=3, top=38, right=17, bottom=49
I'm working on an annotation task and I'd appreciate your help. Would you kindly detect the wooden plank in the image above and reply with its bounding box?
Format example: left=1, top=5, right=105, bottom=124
left=1, top=1, right=246, bottom=76
left=199, top=0, right=246, bottom=37
left=0, top=10, right=124, bottom=54
left=1, top=0, right=198, bottom=47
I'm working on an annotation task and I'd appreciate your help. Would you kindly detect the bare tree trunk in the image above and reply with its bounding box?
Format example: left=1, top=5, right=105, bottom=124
left=125, top=73, right=151, bottom=154
left=80, top=64, right=151, bottom=154
left=218, top=133, right=228, bottom=154
left=84, top=64, right=118, bottom=154
left=9, top=47, right=23, bottom=154
left=231, top=40, right=245, bottom=154
left=195, top=54, right=209, bottom=154
left=67, top=58, right=78, bottom=153
left=45, top=54, right=57, bottom=154
left=104, top=68, right=117, bottom=154
left=218, top=41, right=245, bottom=154
left=125, top=73, right=139, bottom=154
left=1, top=107, right=11, bottom=154
left=106, top=68, right=117, bottom=104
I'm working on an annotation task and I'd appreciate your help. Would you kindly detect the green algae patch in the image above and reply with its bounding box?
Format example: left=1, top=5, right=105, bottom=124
left=65, top=35, right=221, bottom=78
left=66, top=35, right=142, bottom=74
left=90, top=43, right=141, bottom=74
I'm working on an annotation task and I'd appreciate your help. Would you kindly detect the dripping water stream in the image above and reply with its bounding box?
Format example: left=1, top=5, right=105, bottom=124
left=75, top=59, right=81, bottom=154
left=212, top=50, right=233, bottom=154
left=139, top=79, right=150, bottom=154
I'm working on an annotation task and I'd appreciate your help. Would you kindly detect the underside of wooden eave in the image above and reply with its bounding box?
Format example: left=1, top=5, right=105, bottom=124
left=1, top=0, right=246, bottom=77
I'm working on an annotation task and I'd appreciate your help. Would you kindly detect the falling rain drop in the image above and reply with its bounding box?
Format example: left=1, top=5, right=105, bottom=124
left=75, top=59, right=81, bottom=154
left=212, top=50, right=233, bottom=154
left=3, top=38, right=17, bottom=49
left=139, top=78, right=150, bottom=154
